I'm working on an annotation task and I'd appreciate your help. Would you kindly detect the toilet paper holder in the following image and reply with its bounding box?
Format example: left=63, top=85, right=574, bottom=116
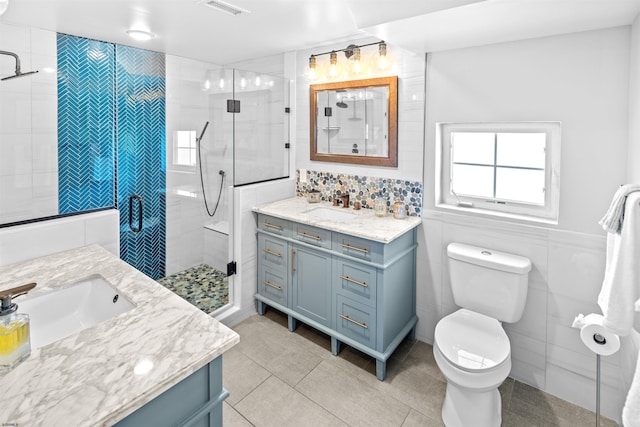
left=573, top=313, right=621, bottom=427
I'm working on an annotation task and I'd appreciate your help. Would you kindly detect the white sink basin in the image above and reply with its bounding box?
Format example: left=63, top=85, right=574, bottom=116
left=304, top=207, right=357, bottom=222
left=17, top=276, right=135, bottom=349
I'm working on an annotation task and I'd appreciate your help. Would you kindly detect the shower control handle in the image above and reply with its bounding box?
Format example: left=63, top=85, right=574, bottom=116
left=129, top=195, right=143, bottom=233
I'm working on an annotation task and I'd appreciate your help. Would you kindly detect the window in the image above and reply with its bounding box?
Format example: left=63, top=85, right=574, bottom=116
left=437, top=122, right=561, bottom=222
left=173, top=130, right=197, bottom=166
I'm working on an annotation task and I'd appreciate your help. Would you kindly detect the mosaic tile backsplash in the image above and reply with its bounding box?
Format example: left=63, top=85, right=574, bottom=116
left=296, top=170, right=423, bottom=216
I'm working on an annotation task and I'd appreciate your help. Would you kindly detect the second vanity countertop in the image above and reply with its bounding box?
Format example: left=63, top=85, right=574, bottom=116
left=253, top=197, right=422, bottom=243
left=0, top=245, right=239, bottom=427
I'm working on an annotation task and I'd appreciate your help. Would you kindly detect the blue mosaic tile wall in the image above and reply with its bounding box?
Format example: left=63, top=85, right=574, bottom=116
left=57, top=35, right=166, bottom=280
left=57, top=34, right=115, bottom=214
left=296, top=169, right=423, bottom=216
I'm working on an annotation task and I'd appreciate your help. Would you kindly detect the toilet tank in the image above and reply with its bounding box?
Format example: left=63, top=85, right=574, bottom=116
left=447, top=242, right=531, bottom=323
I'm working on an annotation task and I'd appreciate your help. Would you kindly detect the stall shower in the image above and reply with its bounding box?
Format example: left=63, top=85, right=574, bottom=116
left=0, top=34, right=289, bottom=318
left=157, top=62, right=290, bottom=315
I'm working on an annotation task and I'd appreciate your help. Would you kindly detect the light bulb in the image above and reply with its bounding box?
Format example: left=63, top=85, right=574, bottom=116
left=378, top=41, right=388, bottom=70
left=308, top=55, right=317, bottom=81
left=329, top=51, right=337, bottom=77
left=353, top=47, right=361, bottom=74
left=255, top=76, right=261, bottom=86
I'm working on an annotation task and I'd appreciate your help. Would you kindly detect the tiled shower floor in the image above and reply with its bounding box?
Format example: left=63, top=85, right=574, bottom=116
left=157, top=264, right=228, bottom=314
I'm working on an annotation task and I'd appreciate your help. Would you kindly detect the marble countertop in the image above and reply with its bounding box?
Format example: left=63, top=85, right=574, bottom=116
left=0, top=245, right=239, bottom=426
left=253, top=197, right=422, bottom=243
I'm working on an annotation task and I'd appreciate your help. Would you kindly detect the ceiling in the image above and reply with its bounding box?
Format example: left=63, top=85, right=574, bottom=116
left=1, top=0, right=640, bottom=65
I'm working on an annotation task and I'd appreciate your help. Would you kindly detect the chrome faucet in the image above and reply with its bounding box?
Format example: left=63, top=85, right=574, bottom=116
left=0, top=283, right=36, bottom=316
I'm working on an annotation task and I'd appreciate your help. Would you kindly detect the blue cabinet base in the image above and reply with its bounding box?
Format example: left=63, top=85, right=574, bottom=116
left=256, top=295, right=417, bottom=381
left=115, top=356, right=228, bottom=427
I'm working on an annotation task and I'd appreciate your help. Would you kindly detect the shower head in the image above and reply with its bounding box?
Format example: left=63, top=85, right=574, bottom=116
left=196, top=121, right=210, bottom=143
left=1, top=70, right=39, bottom=81
left=336, top=101, right=348, bottom=109
left=0, top=50, right=39, bottom=81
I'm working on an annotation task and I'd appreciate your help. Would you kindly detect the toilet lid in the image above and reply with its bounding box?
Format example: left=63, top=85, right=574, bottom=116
left=435, top=309, right=510, bottom=373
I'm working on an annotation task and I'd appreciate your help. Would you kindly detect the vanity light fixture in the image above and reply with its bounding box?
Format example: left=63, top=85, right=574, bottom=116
left=125, top=29, right=156, bottom=41
left=307, top=40, right=388, bottom=80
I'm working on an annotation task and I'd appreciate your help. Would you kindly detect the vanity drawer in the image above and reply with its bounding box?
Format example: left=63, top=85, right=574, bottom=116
left=258, top=214, right=291, bottom=237
left=332, top=233, right=383, bottom=263
left=336, top=295, right=376, bottom=349
left=259, top=266, right=288, bottom=307
left=333, top=260, right=377, bottom=308
left=294, top=223, right=332, bottom=249
left=258, top=234, right=288, bottom=271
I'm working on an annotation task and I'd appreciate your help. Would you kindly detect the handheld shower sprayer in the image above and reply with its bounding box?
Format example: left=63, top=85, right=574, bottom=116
left=0, top=50, right=39, bottom=81
left=196, top=121, right=226, bottom=217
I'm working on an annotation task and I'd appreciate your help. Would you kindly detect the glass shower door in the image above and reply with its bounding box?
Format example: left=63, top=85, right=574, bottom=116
left=116, top=45, right=166, bottom=280
left=232, top=68, right=290, bottom=186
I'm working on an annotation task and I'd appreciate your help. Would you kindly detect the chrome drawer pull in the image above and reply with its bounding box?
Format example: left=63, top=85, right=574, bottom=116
left=263, top=248, right=282, bottom=258
left=339, top=275, right=368, bottom=288
left=264, top=221, right=283, bottom=231
left=263, top=280, right=283, bottom=291
left=341, top=243, right=369, bottom=254
left=298, top=231, right=321, bottom=241
left=340, top=314, right=368, bottom=329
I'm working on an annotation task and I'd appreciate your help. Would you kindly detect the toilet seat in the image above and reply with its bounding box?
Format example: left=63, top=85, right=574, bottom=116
left=435, top=309, right=510, bottom=373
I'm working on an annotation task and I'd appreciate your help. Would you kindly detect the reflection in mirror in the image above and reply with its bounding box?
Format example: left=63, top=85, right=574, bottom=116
left=310, top=76, right=397, bottom=167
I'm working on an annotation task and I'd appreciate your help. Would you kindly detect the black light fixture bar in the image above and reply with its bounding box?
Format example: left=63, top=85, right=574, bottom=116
left=309, top=41, right=386, bottom=60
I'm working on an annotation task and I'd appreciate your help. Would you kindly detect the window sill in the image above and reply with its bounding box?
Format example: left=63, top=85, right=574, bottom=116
left=434, top=202, right=558, bottom=227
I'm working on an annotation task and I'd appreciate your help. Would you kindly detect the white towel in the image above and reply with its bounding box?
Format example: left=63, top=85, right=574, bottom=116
left=623, top=349, right=640, bottom=427
left=599, top=184, right=640, bottom=233
left=598, top=191, right=640, bottom=335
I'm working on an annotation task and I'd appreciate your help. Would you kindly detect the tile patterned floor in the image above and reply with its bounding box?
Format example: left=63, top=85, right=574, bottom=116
left=223, top=308, right=619, bottom=427
left=157, top=264, right=228, bottom=314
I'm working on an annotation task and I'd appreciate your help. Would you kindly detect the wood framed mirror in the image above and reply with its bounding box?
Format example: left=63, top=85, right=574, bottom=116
left=310, top=76, right=397, bottom=167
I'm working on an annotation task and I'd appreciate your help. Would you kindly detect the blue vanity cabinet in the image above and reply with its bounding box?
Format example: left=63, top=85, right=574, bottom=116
left=114, top=356, right=228, bottom=427
left=255, top=213, right=418, bottom=380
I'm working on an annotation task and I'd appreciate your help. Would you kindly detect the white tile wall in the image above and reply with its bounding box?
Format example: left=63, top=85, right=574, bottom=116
left=0, top=210, right=119, bottom=267
left=217, top=177, right=295, bottom=328
left=0, top=23, right=58, bottom=225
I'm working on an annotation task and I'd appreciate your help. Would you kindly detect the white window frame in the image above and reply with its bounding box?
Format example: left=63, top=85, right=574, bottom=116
left=172, top=130, right=197, bottom=167
left=436, top=122, right=561, bottom=223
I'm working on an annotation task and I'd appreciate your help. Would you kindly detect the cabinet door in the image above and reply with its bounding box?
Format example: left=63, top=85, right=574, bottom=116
left=292, top=244, right=332, bottom=327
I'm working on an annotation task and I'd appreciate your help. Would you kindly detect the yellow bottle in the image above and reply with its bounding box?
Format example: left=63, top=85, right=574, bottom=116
left=0, top=312, right=31, bottom=372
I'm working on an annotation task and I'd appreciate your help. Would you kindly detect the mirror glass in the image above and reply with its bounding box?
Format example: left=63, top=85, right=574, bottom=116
left=310, top=76, right=397, bottom=167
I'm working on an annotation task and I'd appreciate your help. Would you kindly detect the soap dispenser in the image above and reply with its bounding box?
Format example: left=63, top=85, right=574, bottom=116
left=0, top=282, right=36, bottom=372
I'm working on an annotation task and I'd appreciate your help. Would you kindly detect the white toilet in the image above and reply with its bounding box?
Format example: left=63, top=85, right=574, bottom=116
left=433, top=242, right=531, bottom=427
